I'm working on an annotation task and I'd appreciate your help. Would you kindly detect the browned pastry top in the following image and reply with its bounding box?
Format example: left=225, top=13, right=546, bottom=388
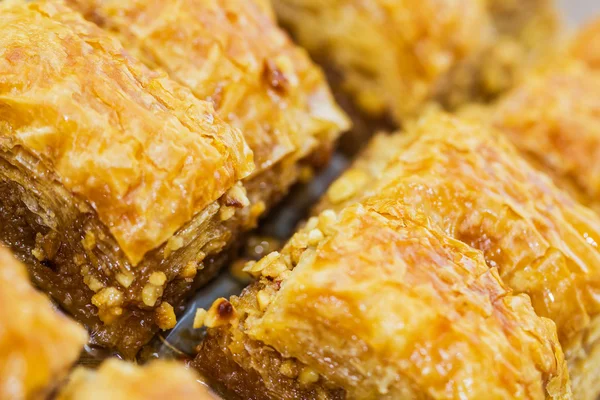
left=67, top=0, right=349, bottom=173
left=322, top=113, right=600, bottom=361
left=0, top=246, right=88, bottom=399
left=274, top=0, right=492, bottom=121
left=226, top=202, right=568, bottom=399
left=0, top=0, right=254, bottom=265
left=490, top=63, right=600, bottom=212
left=571, top=16, right=600, bottom=70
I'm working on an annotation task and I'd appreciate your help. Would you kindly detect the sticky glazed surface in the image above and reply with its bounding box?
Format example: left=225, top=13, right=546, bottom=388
left=0, top=0, right=253, bottom=266
left=0, top=0, right=348, bottom=358
left=571, top=16, right=600, bottom=70
left=195, top=192, right=569, bottom=399
left=58, top=360, right=214, bottom=400
left=273, top=0, right=491, bottom=121
left=67, top=0, right=350, bottom=173
left=272, top=0, right=556, bottom=123
left=318, top=113, right=600, bottom=399
left=0, top=246, right=87, bottom=400
left=488, top=63, right=600, bottom=214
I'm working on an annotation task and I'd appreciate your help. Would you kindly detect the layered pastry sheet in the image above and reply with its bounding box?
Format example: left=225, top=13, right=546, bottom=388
left=58, top=360, right=214, bottom=400
left=475, top=16, right=600, bottom=216
left=193, top=113, right=577, bottom=399
left=457, top=20, right=600, bottom=215
left=318, top=113, right=600, bottom=399
left=271, top=0, right=557, bottom=125
left=66, top=0, right=349, bottom=173
left=0, top=246, right=87, bottom=400
left=0, top=0, right=347, bottom=358
left=485, top=63, right=600, bottom=215
left=571, top=17, right=600, bottom=70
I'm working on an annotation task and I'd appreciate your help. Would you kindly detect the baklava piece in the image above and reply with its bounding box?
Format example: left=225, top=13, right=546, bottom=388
left=58, top=359, right=214, bottom=400
left=458, top=20, right=600, bottom=214
left=67, top=0, right=350, bottom=177
left=0, top=0, right=253, bottom=358
left=318, top=113, right=600, bottom=399
left=272, top=0, right=556, bottom=128
left=194, top=190, right=569, bottom=399
left=488, top=63, right=600, bottom=214
left=0, top=246, right=87, bottom=400
left=571, top=16, right=600, bottom=70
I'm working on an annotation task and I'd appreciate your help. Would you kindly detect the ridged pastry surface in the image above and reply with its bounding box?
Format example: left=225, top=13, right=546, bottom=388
left=67, top=0, right=350, bottom=172
left=272, top=0, right=556, bottom=122
left=571, top=17, right=600, bottom=70
left=273, top=0, right=491, bottom=120
left=319, top=112, right=600, bottom=398
left=254, top=207, right=568, bottom=399
left=196, top=200, right=569, bottom=399
left=195, top=113, right=577, bottom=399
left=0, top=0, right=253, bottom=265
left=489, top=63, right=600, bottom=214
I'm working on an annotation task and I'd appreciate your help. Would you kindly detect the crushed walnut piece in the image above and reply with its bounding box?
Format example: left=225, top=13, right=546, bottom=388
left=256, top=289, right=272, bottom=311
left=223, top=183, right=250, bottom=208
left=279, top=360, right=298, bottom=379
left=193, top=308, right=208, bottom=329
left=203, top=298, right=236, bottom=328
left=180, top=262, right=197, bottom=280
left=115, top=271, right=134, bottom=289
left=164, top=236, right=184, bottom=259
left=243, top=251, right=289, bottom=279
left=298, top=367, right=320, bottom=385
left=82, top=230, right=96, bottom=251
left=156, top=302, right=177, bottom=330
left=219, top=205, right=236, bottom=221
left=91, top=287, right=123, bottom=324
left=142, top=272, right=167, bottom=307
left=81, top=265, right=104, bottom=292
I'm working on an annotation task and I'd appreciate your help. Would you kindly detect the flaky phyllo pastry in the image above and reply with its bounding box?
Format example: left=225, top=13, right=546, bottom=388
left=0, top=0, right=348, bottom=358
left=271, top=0, right=557, bottom=124
left=0, top=246, right=87, bottom=400
left=66, top=0, right=349, bottom=173
left=193, top=114, right=580, bottom=399
left=319, top=113, right=600, bottom=399
left=570, top=16, right=600, bottom=71
left=456, top=17, right=600, bottom=219
left=482, top=62, right=600, bottom=217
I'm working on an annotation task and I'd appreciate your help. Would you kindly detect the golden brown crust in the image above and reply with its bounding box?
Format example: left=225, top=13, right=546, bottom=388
left=273, top=0, right=491, bottom=121
left=0, top=0, right=254, bottom=265
left=488, top=63, right=600, bottom=213
left=318, top=113, right=600, bottom=398
left=58, top=359, right=214, bottom=400
left=0, top=0, right=348, bottom=358
left=272, top=0, right=556, bottom=123
left=571, top=17, right=600, bottom=70
left=196, top=199, right=569, bottom=399
left=0, top=246, right=87, bottom=400
left=67, top=0, right=349, bottom=172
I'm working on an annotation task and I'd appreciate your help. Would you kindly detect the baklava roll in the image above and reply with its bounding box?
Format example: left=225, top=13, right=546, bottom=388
left=0, top=0, right=284, bottom=359
left=193, top=185, right=570, bottom=398
left=271, top=0, right=556, bottom=150
left=58, top=359, right=214, bottom=400
left=317, top=113, right=600, bottom=399
left=0, top=246, right=88, bottom=400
